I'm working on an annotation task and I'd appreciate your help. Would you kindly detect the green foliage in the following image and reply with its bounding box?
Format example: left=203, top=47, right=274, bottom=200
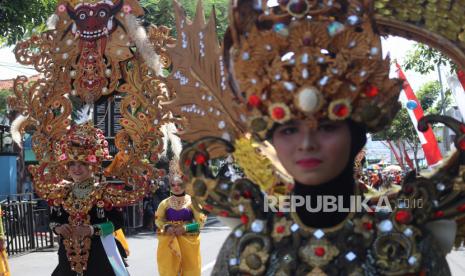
left=1, top=0, right=228, bottom=46
left=141, top=0, right=228, bottom=39
left=0, top=89, right=12, bottom=116
left=403, top=43, right=456, bottom=74
left=0, top=0, right=57, bottom=46
left=374, top=80, right=451, bottom=169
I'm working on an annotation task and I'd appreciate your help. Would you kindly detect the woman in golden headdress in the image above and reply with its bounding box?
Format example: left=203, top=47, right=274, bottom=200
left=164, top=0, right=465, bottom=275
left=155, top=159, right=206, bottom=276
left=29, top=122, right=144, bottom=276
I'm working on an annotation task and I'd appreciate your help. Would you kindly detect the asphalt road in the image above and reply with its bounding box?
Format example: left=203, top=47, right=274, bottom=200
left=8, top=221, right=230, bottom=276
left=7, top=220, right=465, bottom=275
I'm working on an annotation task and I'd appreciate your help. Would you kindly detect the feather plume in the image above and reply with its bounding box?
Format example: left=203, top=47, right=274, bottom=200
left=10, top=115, right=27, bottom=147
left=124, top=14, right=163, bottom=76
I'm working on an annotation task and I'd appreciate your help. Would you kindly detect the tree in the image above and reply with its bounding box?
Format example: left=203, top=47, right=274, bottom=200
left=375, top=81, right=450, bottom=171
left=0, top=0, right=56, bottom=46
left=0, top=89, right=12, bottom=117
left=1, top=0, right=229, bottom=46
left=141, top=0, right=229, bottom=39
left=403, top=43, right=456, bottom=74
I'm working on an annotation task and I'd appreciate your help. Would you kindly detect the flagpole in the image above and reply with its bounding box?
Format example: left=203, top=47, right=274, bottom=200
left=396, top=62, right=443, bottom=167
left=437, top=62, right=450, bottom=152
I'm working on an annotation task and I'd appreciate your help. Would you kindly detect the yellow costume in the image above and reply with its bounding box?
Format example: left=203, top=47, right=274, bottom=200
left=155, top=194, right=206, bottom=276
left=114, top=229, right=130, bottom=256
left=0, top=207, right=10, bottom=276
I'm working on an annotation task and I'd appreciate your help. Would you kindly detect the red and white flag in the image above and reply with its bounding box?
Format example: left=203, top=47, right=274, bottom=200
left=446, top=71, right=465, bottom=120
left=396, top=63, right=443, bottom=166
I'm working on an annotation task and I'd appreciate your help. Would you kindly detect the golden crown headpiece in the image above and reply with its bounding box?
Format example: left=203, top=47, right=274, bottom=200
left=54, top=122, right=112, bottom=170
left=169, top=157, right=184, bottom=183
left=227, top=0, right=402, bottom=138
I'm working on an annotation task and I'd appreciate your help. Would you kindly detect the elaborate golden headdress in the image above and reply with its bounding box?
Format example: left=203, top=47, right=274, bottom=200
left=228, top=0, right=402, bottom=137
left=54, top=122, right=111, bottom=169
left=9, top=0, right=174, bottom=189
left=169, top=157, right=184, bottom=183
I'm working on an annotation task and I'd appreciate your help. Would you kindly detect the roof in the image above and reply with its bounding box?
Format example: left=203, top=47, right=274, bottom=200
left=0, top=75, right=41, bottom=90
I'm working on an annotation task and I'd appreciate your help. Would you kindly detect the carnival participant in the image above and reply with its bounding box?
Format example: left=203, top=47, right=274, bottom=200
left=166, top=0, right=465, bottom=274
left=50, top=160, right=127, bottom=276
left=0, top=206, right=10, bottom=276
left=29, top=122, right=146, bottom=276
left=155, top=159, right=206, bottom=276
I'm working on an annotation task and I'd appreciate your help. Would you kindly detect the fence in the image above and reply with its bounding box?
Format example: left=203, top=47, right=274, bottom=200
left=0, top=194, right=145, bottom=255
left=122, top=201, right=144, bottom=234
left=0, top=194, right=54, bottom=256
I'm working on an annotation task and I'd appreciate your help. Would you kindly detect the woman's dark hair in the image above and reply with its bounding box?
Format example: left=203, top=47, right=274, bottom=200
left=347, top=120, right=367, bottom=160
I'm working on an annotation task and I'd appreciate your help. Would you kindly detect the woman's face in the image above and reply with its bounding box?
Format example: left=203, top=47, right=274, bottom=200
left=67, top=161, right=92, bottom=183
left=272, top=120, right=351, bottom=186
left=170, top=177, right=185, bottom=195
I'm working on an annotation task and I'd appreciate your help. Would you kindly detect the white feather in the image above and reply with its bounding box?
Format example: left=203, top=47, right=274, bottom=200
left=160, top=123, right=182, bottom=159
left=124, top=14, right=163, bottom=76
left=10, top=115, right=27, bottom=147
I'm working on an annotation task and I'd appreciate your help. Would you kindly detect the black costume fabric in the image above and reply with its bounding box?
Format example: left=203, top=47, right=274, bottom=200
left=50, top=207, right=127, bottom=276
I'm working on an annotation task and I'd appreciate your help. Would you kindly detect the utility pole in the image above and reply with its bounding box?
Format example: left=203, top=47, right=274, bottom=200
left=437, top=62, right=449, bottom=152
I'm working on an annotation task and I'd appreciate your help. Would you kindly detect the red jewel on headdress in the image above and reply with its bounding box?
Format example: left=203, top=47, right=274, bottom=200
left=248, top=94, right=261, bottom=108
left=332, top=104, right=349, bottom=118
left=240, top=214, right=249, bottom=224
left=195, top=153, right=207, bottom=165
left=184, top=159, right=192, bottom=166
left=272, top=107, right=286, bottom=120
left=365, top=84, right=379, bottom=98
left=314, top=247, right=326, bottom=257
left=395, top=210, right=411, bottom=224
left=243, top=190, right=252, bottom=199
left=276, top=225, right=286, bottom=234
